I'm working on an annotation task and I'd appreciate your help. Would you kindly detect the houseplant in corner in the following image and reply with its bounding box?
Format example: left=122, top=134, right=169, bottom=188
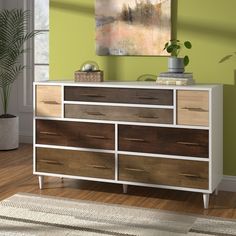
left=164, top=39, right=192, bottom=73
left=0, top=9, right=38, bottom=150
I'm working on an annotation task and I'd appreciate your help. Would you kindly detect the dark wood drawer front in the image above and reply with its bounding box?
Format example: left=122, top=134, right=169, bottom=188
left=119, top=125, right=209, bottom=158
left=119, top=155, right=209, bottom=189
left=65, top=104, right=173, bottom=124
left=64, top=87, right=173, bottom=105
left=36, top=120, right=115, bottom=150
left=36, top=148, right=115, bottom=179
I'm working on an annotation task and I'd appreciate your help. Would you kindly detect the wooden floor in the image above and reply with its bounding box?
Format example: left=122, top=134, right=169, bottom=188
left=1, top=144, right=236, bottom=219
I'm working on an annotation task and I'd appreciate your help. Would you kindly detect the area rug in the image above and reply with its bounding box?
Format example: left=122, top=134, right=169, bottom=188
left=0, top=193, right=235, bottom=236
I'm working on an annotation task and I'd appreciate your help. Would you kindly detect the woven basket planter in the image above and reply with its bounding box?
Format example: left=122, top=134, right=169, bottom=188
left=74, top=70, right=103, bottom=82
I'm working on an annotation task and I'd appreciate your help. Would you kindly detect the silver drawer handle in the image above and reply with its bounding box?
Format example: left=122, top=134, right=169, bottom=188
left=125, top=167, right=145, bottom=172
left=39, top=131, right=59, bottom=136
left=86, top=111, right=105, bottom=116
left=87, top=164, right=108, bottom=169
left=123, top=138, right=145, bottom=142
left=177, top=141, right=201, bottom=146
left=182, top=107, right=208, bottom=112
left=86, top=134, right=106, bottom=139
left=179, top=173, right=201, bottom=178
left=40, top=160, right=63, bottom=165
left=138, top=96, right=158, bottom=100
left=41, top=100, right=60, bottom=105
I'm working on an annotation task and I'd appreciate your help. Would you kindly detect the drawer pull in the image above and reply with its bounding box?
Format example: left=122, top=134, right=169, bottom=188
left=123, top=138, right=145, bottom=142
left=86, top=134, right=106, bottom=139
left=138, top=96, right=159, bottom=100
left=179, top=173, right=201, bottom=178
left=80, top=94, right=105, bottom=98
left=177, top=141, right=201, bottom=146
left=86, top=111, right=105, bottom=116
left=40, top=160, right=63, bottom=165
left=39, top=131, right=60, bottom=136
left=41, top=100, right=60, bottom=105
left=125, top=167, right=145, bottom=172
left=138, top=115, right=159, bottom=119
left=87, top=164, right=108, bottom=169
left=182, top=107, right=208, bottom=112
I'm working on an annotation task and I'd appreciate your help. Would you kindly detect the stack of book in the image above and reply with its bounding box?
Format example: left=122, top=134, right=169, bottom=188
left=156, top=72, right=195, bottom=85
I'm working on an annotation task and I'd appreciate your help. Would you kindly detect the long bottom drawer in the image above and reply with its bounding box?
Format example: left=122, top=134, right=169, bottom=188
left=119, top=155, right=209, bottom=189
left=36, top=148, right=115, bottom=180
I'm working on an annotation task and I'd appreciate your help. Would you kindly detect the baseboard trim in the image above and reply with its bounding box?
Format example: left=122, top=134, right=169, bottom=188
left=20, top=134, right=33, bottom=144
left=219, top=175, right=236, bottom=192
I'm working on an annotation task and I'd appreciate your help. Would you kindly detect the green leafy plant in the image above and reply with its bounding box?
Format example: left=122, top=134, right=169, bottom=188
left=0, top=9, right=38, bottom=118
left=164, top=39, right=192, bottom=66
left=219, top=52, right=236, bottom=63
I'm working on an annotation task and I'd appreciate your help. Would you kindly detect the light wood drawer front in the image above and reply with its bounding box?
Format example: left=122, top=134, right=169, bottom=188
left=119, top=155, right=209, bottom=189
left=36, top=85, right=62, bottom=117
left=36, top=148, right=115, bottom=179
left=177, top=90, right=209, bottom=126
left=119, top=125, right=209, bottom=158
left=64, top=87, right=173, bottom=105
left=64, top=104, right=173, bottom=124
left=36, top=120, right=115, bottom=150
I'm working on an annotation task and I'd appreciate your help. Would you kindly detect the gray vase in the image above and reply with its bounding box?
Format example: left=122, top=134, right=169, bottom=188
left=0, top=116, right=19, bottom=150
left=168, top=57, right=185, bottom=73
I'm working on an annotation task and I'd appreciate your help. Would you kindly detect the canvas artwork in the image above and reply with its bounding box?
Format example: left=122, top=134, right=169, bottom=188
left=96, top=0, right=172, bottom=56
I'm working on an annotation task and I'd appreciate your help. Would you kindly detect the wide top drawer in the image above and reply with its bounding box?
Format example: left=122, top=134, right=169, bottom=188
left=64, top=87, right=173, bottom=106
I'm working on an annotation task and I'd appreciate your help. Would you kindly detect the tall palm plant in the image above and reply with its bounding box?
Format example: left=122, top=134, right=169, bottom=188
left=0, top=9, right=38, bottom=117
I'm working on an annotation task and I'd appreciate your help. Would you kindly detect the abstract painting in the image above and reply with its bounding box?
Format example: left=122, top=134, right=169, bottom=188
left=96, top=0, right=172, bottom=56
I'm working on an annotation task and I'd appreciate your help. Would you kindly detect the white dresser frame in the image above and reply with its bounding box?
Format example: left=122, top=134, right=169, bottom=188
left=33, top=82, right=223, bottom=209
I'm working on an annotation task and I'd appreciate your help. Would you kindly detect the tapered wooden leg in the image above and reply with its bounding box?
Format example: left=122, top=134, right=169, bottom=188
left=39, top=176, right=44, bottom=190
left=203, top=193, right=209, bottom=209
left=214, top=187, right=219, bottom=196
left=123, top=184, right=128, bottom=194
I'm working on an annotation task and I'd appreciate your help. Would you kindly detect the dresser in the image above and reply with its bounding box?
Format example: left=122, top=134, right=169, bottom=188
left=33, top=81, right=223, bottom=208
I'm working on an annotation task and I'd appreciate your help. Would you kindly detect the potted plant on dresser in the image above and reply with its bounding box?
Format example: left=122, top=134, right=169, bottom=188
left=164, top=39, right=192, bottom=73
left=0, top=9, right=37, bottom=150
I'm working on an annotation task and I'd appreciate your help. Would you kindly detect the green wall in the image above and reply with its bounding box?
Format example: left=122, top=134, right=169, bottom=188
left=50, top=0, right=236, bottom=175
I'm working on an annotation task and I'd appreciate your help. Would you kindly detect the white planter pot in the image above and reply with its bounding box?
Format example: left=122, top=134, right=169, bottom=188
left=0, top=116, right=19, bottom=150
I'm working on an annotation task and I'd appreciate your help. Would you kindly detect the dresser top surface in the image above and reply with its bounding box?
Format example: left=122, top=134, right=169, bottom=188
left=34, top=80, right=222, bottom=90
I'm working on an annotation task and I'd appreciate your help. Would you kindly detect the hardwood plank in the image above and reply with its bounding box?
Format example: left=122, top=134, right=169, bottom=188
left=36, top=147, right=115, bottom=179
left=36, top=85, right=62, bottom=118
left=65, top=104, right=173, bottom=124
left=119, top=125, right=209, bottom=158
left=36, top=120, right=115, bottom=150
left=119, top=154, right=209, bottom=189
left=64, top=87, right=173, bottom=105
left=177, top=90, right=209, bottom=126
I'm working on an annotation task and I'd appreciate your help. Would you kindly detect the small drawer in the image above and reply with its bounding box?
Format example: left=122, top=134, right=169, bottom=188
left=65, top=104, right=173, bottom=124
left=36, top=85, right=62, bottom=118
left=177, top=90, right=209, bottom=126
left=64, top=87, right=173, bottom=106
left=36, top=148, right=115, bottom=179
left=119, top=155, right=209, bottom=189
left=119, top=125, right=209, bottom=158
left=36, top=120, right=115, bottom=150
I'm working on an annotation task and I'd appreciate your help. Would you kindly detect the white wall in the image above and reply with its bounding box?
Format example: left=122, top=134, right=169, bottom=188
left=0, top=0, right=33, bottom=143
left=0, top=0, right=6, bottom=8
